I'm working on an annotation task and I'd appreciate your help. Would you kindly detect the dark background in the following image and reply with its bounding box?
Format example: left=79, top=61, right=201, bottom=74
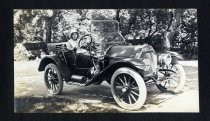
left=1, top=0, right=210, bottom=121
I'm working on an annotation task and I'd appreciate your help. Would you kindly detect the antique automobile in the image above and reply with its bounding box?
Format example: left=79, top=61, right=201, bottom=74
left=38, top=20, right=186, bottom=110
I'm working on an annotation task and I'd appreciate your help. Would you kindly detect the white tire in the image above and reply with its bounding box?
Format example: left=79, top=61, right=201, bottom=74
left=111, top=67, right=147, bottom=110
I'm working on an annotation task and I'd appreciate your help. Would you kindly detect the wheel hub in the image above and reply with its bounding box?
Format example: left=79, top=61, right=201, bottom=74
left=122, top=87, right=128, bottom=93
left=122, top=86, right=131, bottom=93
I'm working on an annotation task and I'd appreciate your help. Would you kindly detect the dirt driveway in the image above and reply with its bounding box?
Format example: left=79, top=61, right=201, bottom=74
left=14, top=60, right=199, bottom=113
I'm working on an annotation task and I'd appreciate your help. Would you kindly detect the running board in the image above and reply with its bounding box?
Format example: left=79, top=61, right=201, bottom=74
left=66, top=82, right=86, bottom=87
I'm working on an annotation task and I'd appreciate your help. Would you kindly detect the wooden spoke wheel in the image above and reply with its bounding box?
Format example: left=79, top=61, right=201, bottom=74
left=111, top=68, right=147, bottom=110
left=44, top=64, right=63, bottom=95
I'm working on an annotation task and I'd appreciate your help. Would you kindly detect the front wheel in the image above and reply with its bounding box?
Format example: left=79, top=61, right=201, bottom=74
left=44, top=63, right=63, bottom=95
left=156, top=64, right=186, bottom=93
left=111, top=67, right=147, bottom=110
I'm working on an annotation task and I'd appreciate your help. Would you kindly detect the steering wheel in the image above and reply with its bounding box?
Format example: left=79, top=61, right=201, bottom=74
left=78, top=34, right=93, bottom=49
left=78, top=34, right=101, bottom=57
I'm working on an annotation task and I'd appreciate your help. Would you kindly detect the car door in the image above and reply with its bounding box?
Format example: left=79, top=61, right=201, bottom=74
left=75, top=53, right=93, bottom=69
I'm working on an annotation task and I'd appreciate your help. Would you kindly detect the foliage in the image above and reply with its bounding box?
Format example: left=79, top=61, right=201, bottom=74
left=14, top=43, right=41, bottom=61
left=172, top=9, right=198, bottom=58
left=14, top=43, right=30, bottom=61
left=14, top=9, right=197, bottom=59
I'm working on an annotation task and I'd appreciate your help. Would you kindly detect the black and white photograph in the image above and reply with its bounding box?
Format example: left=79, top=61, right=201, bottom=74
left=14, top=9, right=198, bottom=113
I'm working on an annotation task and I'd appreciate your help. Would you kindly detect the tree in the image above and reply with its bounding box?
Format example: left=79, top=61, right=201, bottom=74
left=173, top=9, right=197, bottom=58
left=14, top=9, right=36, bottom=43
left=162, top=9, right=185, bottom=51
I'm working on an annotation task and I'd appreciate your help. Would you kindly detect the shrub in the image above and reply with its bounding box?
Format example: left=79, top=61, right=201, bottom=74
left=14, top=43, right=30, bottom=61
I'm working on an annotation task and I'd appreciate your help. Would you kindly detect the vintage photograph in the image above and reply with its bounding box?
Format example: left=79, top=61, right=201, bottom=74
left=14, top=9, right=198, bottom=113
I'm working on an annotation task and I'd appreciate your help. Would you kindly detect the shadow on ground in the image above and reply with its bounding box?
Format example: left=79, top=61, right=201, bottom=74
left=15, top=96, right=122, bottom=113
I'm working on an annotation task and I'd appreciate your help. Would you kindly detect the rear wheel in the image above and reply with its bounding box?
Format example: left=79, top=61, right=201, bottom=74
left=44, top=63, right=63, bottom=95
left=111, top=67, right=147, bottom=110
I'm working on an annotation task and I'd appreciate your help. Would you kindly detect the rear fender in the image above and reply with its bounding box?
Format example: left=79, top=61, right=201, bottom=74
left=38, top=56, right=71, bottom=82
left=85, top=61, right=144, bottom=86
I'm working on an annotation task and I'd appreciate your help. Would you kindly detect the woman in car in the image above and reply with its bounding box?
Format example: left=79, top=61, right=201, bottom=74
left=66, top=29, right=79, bottom=51
left=66, top=29, right=89, bottom=54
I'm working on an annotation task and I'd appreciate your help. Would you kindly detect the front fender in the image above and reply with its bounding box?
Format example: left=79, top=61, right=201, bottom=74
left=165, top=51, right=183, bottom=59
left=85, top=60, right=144, bottom=86
left=166, top=51, right=184, bottom=64
left=38, top=55, right=71, bottom=82
left=158, top=51, right=183, bottom=65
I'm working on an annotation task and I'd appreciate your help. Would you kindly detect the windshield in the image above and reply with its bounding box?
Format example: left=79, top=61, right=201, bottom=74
left=91, top=20, right=125, bottom=43
left=90, top=20, right=125, bottom=54
left=91, top=20, right=119, bottom=33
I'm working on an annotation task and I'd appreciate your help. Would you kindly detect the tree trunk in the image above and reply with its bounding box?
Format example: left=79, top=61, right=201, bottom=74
left=17, top=29, right=23, bottom=43
left=44, top=17, right=52, bottom=43
left=126, top=10, right=140, bottom=35
left=162, top=9, right=185, bottom=51
left=115, top=9, right=121, bottom=22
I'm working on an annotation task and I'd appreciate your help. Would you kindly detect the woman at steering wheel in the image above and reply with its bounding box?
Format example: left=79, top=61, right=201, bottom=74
left=66, top=29, right=88, bottom=54
left=66, top=29, right=79, bottom=51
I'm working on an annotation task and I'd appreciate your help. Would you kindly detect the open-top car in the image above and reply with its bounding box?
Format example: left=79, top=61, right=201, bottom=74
left=38, top=20, right=186, bottom=110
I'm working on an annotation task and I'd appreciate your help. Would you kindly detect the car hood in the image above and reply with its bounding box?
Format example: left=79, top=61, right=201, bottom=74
left=105, top=44, right=154, bottom=58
